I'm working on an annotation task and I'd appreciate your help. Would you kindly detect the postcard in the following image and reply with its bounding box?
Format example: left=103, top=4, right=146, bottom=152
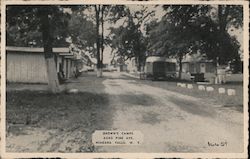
left=1, top=0, right=249, bottom=158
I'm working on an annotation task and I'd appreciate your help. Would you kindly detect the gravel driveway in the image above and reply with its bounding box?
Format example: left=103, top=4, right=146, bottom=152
left=96, top=72, right=243, bottom=153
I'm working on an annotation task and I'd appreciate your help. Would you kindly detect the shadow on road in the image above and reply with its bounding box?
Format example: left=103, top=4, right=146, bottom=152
left=222, top=104, right=243, bottom=113
left=117, top=94, right=156, bottom=106
left=140, top=112, right=161, bottom=125
left=168, top=97, right=216, bottom=118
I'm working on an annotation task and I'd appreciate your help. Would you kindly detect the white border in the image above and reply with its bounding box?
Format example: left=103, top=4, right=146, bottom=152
left=242, top=1, right=249, bottom=158
left=1, top=0, right=249, bottom=5
left=1, top=0, right=249, bottom=158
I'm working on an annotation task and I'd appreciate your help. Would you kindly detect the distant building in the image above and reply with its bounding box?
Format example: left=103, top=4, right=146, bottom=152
left=115, top=57, right=128, bottom=72
left=181, top=54, right=216, bottom=74
left=126, top=57, right=137, bottom=72
left=6, top=46, right=78, bottom=84
left=118, top=64, right=127, bottom=72
left=182, top=60, right=216, bottom=74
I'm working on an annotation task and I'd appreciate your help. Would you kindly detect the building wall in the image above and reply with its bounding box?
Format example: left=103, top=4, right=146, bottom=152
left=205, top=63, right=216, bottom=73
left=62, top=57, right=67, bottom=77
left=118, top=64, right=127, bottom=72
left=56, top=56, right=62, bottom=73
left=67, top=59, right=71, bottom=78
left=7, top=50, right=79, bottom=83
left=189, top=63, right=196, bottom=73
left=182, top=62, right=215, bottom=73
left=182, top=63, right=189, bottom=73
left=7, top=52, right=48, bottom=83
left=126, top=58, right=137, bottom=72
left=196, top=63, right=201, bottom=73
left=61, top=58, right=74, bottom=79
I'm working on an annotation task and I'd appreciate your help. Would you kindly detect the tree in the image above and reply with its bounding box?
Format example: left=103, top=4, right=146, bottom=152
left=147, top=5, right=209, bottom=79
left=65, top=5, right=111, bottom=77
left=201, top=5, right=243, bottom=65
left=95, top=5, right=113, bottom=77
left=94, top=5, right=103, bottom=77
left=70, top=5, right=110, bottom=77
left=6, top=6, right=70, bottom=47
left=6, top=5, right=71, bottom=93
left=38, top=7, right=60, bottom=92
left=147, top=4, right=243, bottom=79
left=67, top=7, right=96, bottom=61
left=108, top=5, right=154, bottom=71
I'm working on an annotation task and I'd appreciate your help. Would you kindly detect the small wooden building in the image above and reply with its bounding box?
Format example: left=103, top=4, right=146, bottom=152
left=55, top=50, right=76, bottom=79
left=126, top=57, right=137, bottom=72
left=182, top=60, right=216, bottom=74
left=6, top=46, right=77, bottom=84
left=181, top=53, right=216, bottom=74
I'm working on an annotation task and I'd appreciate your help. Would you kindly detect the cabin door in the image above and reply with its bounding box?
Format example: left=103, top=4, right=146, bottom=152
left=200, top=63, right=206, bottom=73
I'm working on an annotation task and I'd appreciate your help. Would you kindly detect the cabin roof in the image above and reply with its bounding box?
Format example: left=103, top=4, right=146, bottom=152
left=146, top=56, right=176, bottom=63
left=6, top=46, right=70, bottom=54
left=182, top=59, right=214, bottom=63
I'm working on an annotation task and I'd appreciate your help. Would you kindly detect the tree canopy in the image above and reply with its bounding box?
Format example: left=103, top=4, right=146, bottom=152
left=6, top=4, right=243, bottom=78
left=6, top=5, right=71, bottom=47
left=147, top=5, right=243, bottom=65
left=108, top=5, right=155, bottom=71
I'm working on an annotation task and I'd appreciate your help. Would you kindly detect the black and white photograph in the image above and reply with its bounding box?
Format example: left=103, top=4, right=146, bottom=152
left=1, top=0, right=248, bottom=158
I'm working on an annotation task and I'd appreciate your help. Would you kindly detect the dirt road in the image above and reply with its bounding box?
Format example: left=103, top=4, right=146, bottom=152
left=96, top=72, right=243, bottom=153
left=6, top=72, right=243, bottom=153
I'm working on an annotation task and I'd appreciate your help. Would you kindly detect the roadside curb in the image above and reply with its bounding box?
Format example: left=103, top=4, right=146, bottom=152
left=122, top=72, right=140, bottom=79
left=176, top=82, right=237, bottom=96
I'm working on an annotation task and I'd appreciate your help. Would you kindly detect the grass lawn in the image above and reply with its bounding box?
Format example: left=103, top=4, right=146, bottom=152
left=6, top=90, right=113, bottom=152
left=139, top=74, right=243, bottom=113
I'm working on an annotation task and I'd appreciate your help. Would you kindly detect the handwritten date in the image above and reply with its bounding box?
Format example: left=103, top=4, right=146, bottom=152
left=208, top=141, right=228, bottom=147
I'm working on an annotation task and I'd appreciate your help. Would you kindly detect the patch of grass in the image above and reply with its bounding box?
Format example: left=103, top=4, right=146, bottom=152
left=6, top=91, right=111, bottom=128
left=6, top=91, right=113, bottom=144
left=6, top=73, right=111, bottom=152
left=140, top=80, right=243, bottom=110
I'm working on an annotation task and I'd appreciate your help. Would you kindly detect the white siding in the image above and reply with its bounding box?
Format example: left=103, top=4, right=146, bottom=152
left=68, top=59, right=71, bottom=78
left=7, top=52, right=48, bottom=83
left=56, top=56, right=62, bottom=72
left=63, top=58, right=67, bottom=77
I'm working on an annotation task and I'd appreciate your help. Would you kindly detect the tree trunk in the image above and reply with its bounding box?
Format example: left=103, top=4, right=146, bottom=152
left=95, top=5, right=102, bottom=77
left=45, top=58, right=60, bottom=92
left=178, top=54, right=183, bottom=79
left=40, top=8, right=60, bottom=93
left=135, top=56, right=140, bottom=72
left=101, top=5, right=105, bottom=63
left=217, top=5, right=229, bottom=65
left=138, top=56, right=142, bottom=72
